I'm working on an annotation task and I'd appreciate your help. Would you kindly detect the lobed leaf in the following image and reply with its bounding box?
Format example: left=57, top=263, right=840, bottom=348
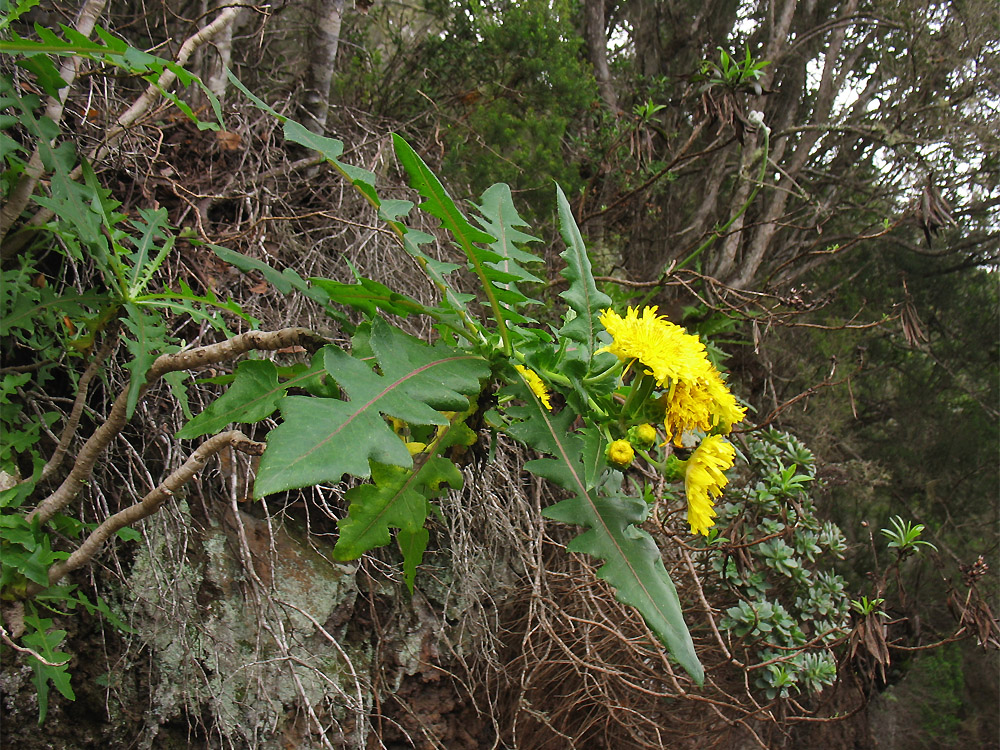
left=472, top=182, right=544, bottom=326
left=310, top=276, right=430, bottom=319
left=554, top=184, right=611, bottom=359
left=176, top=358, right=328, bottom=439
left=335, top=454, right=462, bottom=591
left=254, top=319, right=488, bottom=497
left=394, top=135, right=525, bottom=346
left=506, top=381, right=704, bottom=684
left=121, top=302, right=169, bottom=419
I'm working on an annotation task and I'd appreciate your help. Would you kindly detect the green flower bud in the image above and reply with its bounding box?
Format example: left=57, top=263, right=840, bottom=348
left=629, top=423, right=658, bottom=447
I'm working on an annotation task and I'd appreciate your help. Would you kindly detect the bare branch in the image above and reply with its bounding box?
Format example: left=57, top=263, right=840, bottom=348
left=33, top=429, right=264, bottom=594
left=27, top=327, right=327, bottom=526
left=38, top=327, right=119, bottom=484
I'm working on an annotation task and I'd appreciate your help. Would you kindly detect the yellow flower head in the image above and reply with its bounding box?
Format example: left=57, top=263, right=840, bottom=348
left=684, top=435, right=736, bottom=536
left=660, top=381, right=715, bottom=446
left=702, top=368, right=748, bottom=433
left=599, top=306, right=747, bottom=445
left=598, top=306, right=709, bottom=387
left=515, top=365, right=553, bottom=411
left=606, top=439, right=635, bottom=468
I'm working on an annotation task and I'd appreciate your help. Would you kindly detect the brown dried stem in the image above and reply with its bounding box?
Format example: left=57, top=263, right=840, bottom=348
left=38, top=327, right=120, bottom=484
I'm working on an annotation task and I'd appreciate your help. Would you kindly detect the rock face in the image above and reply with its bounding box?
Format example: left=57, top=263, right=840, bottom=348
left=1, top=476, right=517, bottom=749
left=124, top=502, right=367, bottom=749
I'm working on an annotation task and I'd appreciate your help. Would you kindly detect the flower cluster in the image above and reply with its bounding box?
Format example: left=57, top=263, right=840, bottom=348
left=599, top=306, right=746, bottom=536
left=599, top=306, right=746, bottom=445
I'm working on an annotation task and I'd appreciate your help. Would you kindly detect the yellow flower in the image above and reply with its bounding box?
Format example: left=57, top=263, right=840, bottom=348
left=684, top=435, right=736, bottom=535
left=515, top=365, right=553, bottom=411
left=702, top=368, right=747, bottom=433
left=606, top=439, right=635, bottom=468
left=660, top=381, right=715, bottom=446
left=598, top=306, right=709, bottom=387
left=599, top=306, right=747, bottom=445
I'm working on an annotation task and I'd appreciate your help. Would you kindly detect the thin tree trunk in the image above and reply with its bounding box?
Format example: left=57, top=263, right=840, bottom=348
left=584, top=0, right=618, bottom=112
left=303, top=0, right=347, bottom=133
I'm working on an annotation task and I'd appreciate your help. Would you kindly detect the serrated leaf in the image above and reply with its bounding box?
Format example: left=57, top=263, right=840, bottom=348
left=211, top=244, right=310, bottom=296
left=394, top=135, right=527, bottom=344
left=126, top=206, right=174, bottom=295
left=334, top=455, right=461, bottom=591
left=178, top=355, right=333, bottom=439
left=254, top=320, right=488, bottom=497
left=472, top=183, right=544, bottom=326
left=506, top=388, right=704, bottom=684
left=555, top=184, right=611, bottom=358
left=22, top=612, right=74, bottom=723
left=400, top=231, right=475, bottom=328
left=333, top=414, right=471, bottom=590
left=121, top=302, right=168, bottom=419
left=139, top=291, right=250, bottom=334
left=162, top=370, right=192, bottom=419
left=0, top=288, right=107, bottom=337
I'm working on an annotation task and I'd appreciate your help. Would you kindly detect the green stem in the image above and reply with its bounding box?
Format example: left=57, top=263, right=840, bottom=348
left=620, top=368, right=656, bottom=426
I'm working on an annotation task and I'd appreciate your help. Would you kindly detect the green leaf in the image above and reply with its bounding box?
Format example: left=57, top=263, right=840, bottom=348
left=0, top=288, right=107, bottom=338
left=14, top=54, right=66, bottom=99
left=21, top=610, right=74, bottom=723
left=21, top=539, right=59, bottom=586
left=334, top=456, right=461, bottom=589
left=0, top=1, right=41, bottom=36
left=121, top=302, right=169, bottom=419
left=177, top=354, right=334, bottom=439
left=310, top=275, right=430, bottom=319
left=139, top=279, right=251, bottom=330
left=116, top=527, right=141, bottom=542
left=210, top=244, right=312, bottom=296
left=176, top=360, right=282, bottom=439
left=254, top=320, right=488, bottom=497
left=125, top=207, right=174, bottom=295
left=555, top=184, right=611, bottom=359
left=397, top=527, right=430, bottom=593
left=472, top=183, right=543, bottom=326
left=394, top=134, right=518, bottom=345
left=334, top=415, right=471, bottom=590
left=162, top=370, right=192, bottom=420
left=506, top=389, right=704, bottom=684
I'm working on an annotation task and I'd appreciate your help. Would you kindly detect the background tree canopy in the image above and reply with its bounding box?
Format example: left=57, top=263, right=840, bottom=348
left=1, top=0, right=996, bottom=748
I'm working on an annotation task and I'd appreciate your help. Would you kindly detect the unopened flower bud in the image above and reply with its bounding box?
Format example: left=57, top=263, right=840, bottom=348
left=607, top=439, right=635, bottom=469
left=630, top=423, right=658, bottom=447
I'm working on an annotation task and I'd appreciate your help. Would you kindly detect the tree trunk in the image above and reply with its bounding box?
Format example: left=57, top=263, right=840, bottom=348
left=303, top=0, right=347, bottom=133
left=584, top=0, right=618, bottom=112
